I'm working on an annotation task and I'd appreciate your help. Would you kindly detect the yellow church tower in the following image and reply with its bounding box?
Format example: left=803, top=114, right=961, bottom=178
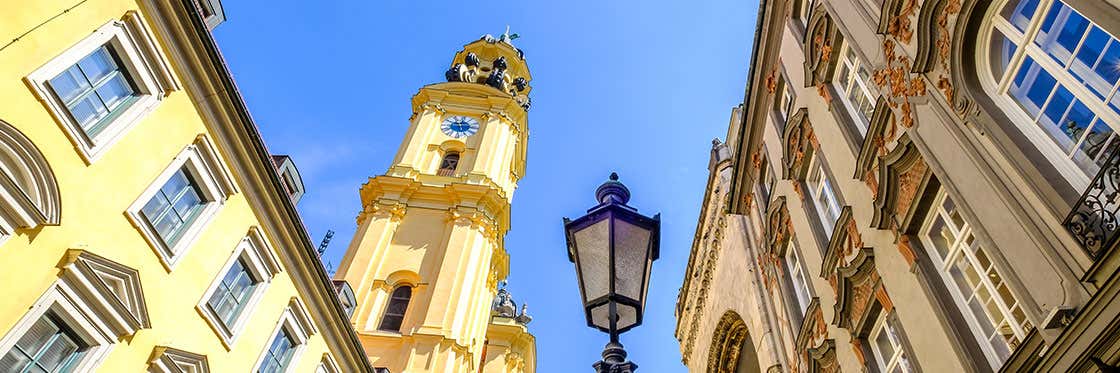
left=334, top=31, right=536, bottom=373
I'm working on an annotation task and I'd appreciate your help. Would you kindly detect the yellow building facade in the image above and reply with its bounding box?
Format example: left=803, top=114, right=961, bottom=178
left=334, top=34, right=537, bottom=373
left=0, top=0, right=370, bottom=371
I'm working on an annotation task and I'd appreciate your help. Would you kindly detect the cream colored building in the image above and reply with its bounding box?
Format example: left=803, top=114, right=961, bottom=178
left=334, top=33, right=536, bottom=373
left=0, top=0, right=370, bottom=372
left=677, top=0, right=1120, bottom=372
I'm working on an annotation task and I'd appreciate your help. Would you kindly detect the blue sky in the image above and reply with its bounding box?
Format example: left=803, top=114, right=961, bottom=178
left=213, top=1, right=758, bottom=371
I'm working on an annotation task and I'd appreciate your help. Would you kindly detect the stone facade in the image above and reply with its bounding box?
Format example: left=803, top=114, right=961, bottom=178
left=678, top=0, right=1120, bottom=371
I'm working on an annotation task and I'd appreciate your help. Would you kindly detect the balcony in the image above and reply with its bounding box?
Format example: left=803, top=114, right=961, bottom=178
left=1064, top=148, right=1120, bottom=259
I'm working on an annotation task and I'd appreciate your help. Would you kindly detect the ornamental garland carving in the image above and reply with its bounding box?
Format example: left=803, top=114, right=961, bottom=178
left=822, top=207, right=867, bottom=279
left=872, top=38, right=927, bottom=130
left=682, top=205, right=728, bottom=362
left=854, top=97, right=896, bottom=198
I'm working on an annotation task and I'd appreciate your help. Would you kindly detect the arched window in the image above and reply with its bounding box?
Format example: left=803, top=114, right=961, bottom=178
left=985, top=0, right=1120, bottom=185
left=438, top=152, right=459, bottom=176
left=378, top=286, right=411, bottom=333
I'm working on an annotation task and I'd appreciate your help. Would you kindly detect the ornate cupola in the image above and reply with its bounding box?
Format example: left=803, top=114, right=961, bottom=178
left=444, top=29, right=533, bottom=111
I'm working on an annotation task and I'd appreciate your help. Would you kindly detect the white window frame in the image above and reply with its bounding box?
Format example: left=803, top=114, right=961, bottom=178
left=148, top=346, right=210, bottom=373
left=253, top=299, right=317, bottom=373
left=869, top=312, right=912, bottom=373
left=198, top=0, right=227, bottom=30
left=25, top=12, right=178, bottom=164
left=0, top=283, right=119, bottom=372
left=776, top=74, right=796, bottom=122
left=981, top=0, right=1120, bottom=189
left=807, top=155, right=842, bottom=235
left=796, top=0, right=814, bottom=25
left=835, top=44, right=876, bottom=135
left=784, top=239, right=812, bottom=313
left=918, top=190, right=1033, bottom=367
left=126, top=135, right=236, bottom=270
left=197, top=227, right=281, bottom=348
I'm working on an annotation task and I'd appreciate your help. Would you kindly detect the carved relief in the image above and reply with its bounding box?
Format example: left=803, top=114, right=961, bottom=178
left=796, top=300, right=839, bottom=373
left=782, top=109, right=813, bottom=180
left=356, top=200, right=407, bottom=225
left=872, top=137, right=933, bottom=232
left=833, top=254, right=885, bottom=335
left=803, top=4, right=841, bottom=87
left=706, top=311, right=751, bottom=373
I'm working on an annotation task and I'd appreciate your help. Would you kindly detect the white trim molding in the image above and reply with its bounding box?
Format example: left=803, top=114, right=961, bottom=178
left=252, top=298, right=316, bottom=373
left=148, top=346, right=210, bottom=373
left=196, top=227, right=281, bottom=348
left=316, top=353, right=342, bottom=373
left=24, top=12, right=180, bottom=164
left=0, top=119, right=62, bottom=241
left=126, top=135, right=236, bottom=271
left=0, top=249, right=152, bottom=372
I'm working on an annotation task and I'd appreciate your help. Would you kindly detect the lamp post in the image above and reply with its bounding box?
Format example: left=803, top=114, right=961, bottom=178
left=563, top=173, right=660, bottom=372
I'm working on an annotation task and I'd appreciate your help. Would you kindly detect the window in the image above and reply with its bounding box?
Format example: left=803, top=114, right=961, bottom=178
left=759, top=155, right=776, bottom=205
left=378, top=286, right=412, bottom=333
left=141, top=169, right=207, bottom=247
left=774, top=74, right=796, bottom=122
left=206, top=258, right=260, bottom=329
left=794, top=0, right=814, bottom=25
left=198, top=228, right=280, bottom=346
left=127, top=136, right=236, bottom=269
left=49, top=46, right=138, bottom=138
left=987, top=0, right=1120, bottom=182
left=784, top=240, right=812, bottom=314
left=438, top=152, right=459, bottom=176
left=807, top=155, right=842, bottom=234
left=919, top=191, right=1033, bottom=366
left=258, top=330, right=296, bottom=373
left=252, top=301, right=313, bottom=373
left=835, top=45, right=877, bottom=134
left=25, top=14, right=178, bottom=162
left=869, top=313, right=913, bottom=373
left=0, top=250, right=148, bottom=373
left=0, top=314, right=88, bottom=372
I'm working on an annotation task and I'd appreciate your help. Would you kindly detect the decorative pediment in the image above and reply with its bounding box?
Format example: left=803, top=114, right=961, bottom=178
left=58, top=249, right=150, bottom=338
left=794, top=301, right=839, bottom=373
left=832, top=254, right=882, bottom=334
left=803, top=4, right=841, bottom=87
left=781, top=108, right=814, bottom=180
left=821, top=207, right=871, bottom=279
left=148, top=346, right=210, bottom=373
left=871, top=137, right=933, bottom=232
left=0, top=120, right=61, bottom=231
left=912, top=0, right=964, bottom=74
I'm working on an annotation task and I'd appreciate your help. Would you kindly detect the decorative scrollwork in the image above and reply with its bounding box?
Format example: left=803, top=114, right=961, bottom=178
left=1064, top=147, right=1120, bottom=258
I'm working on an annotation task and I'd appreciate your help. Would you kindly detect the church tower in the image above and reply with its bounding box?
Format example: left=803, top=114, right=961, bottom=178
left=334, top=32, right=536, bottom=372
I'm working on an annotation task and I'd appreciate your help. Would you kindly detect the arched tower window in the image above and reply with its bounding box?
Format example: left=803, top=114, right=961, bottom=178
left=438, top=152, right=459, bottom=176
left=984, top=0, right=1120, bottom=185
left=378, top=286, right=411, bottom=333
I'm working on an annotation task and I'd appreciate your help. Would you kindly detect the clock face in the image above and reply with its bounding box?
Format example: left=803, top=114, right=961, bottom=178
left=441, top=116, right=480, bottom=138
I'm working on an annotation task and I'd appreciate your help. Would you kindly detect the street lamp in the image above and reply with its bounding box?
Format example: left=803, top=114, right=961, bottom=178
left=563, top=172, right=660, bottom=372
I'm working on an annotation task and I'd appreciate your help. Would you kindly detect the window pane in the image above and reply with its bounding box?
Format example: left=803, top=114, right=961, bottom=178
left=49, top=66, right=92, bottom=103
left=874, top=328, right=896, bottom=363
left=77, top=47, right=117, bottom=83
left=1010, top=57, right=1057, bottom=118
left=990, top=30, right=1018, bottom=82
left=94, top=74, right=133, bottom=110
left=16, top=317, right=60, bottom=354
left=1001, top=0, right=1041, bottom=32
left=67, top=95, right=109, bottom=128
left=34, top=335, right=79, bottom=371
left=1039, top=86, right=1079, bottom=151
left=925, top=215, right=954, bottom=260
left=1035, top=3, right=1090, bottom=64
left=0, top=351, right=32, bottom=373
left=171, top=187, right=202, bottom=219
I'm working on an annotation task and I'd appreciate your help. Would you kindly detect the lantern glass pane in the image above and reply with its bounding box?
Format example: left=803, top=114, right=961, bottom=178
left=590, top=303, right=612, bottom=331
left=613, top=218, right=651, bottom=301
left=574, top=219, right=611, bottom=302
left=617, top=303, right=638, bottom=330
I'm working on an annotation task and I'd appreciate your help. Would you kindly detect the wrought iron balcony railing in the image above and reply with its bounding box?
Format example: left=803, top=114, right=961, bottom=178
left=1064, top=146, right=1120, bottom=258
